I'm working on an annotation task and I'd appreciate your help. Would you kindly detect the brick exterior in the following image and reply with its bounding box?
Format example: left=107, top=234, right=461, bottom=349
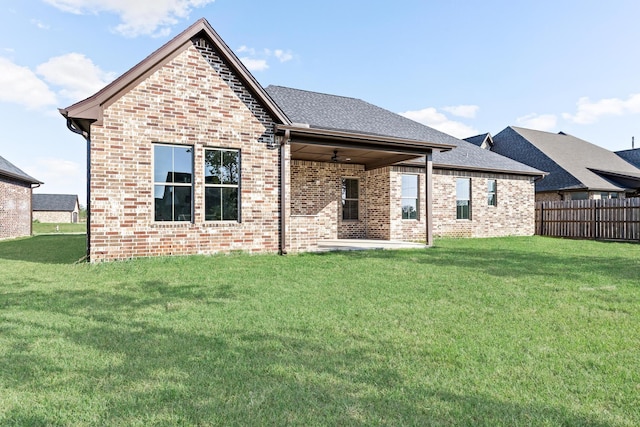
left=88, top=39, right=280, bottom=261
left=432, top=169, right=535, bottom=237
left=33, top=199, right=80, bottom=223
left=288, top=162, right=536, bottom=250
left=82, top=35, right=537, bottom=261
left=0, top=176, right=32, bottom=240
left=536, top=190, right=625, bottom=202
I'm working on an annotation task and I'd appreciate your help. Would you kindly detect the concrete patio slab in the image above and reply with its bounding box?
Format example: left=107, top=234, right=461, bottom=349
left=317, top=239, right=427, bottom=251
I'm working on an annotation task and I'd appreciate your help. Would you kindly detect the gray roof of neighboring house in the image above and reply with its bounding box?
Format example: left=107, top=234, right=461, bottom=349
left=492, top=126, right=640, bottom=192
left=0, top=155, right=41, bottom=185
left=32, top=194, right=78, bottom=212
left=616, top=148, right=640, bottom=168
left=464, top=133, right=492, bottom=148
left=264, top=86, right=542, bottom=175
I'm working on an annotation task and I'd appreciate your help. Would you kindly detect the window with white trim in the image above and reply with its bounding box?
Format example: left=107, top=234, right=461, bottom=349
left=456, top=178, right=471, bottom=220
left=153, top=144, right=193, bottom=222
left=204, top=148, right=240, bottom=221
left=487, top=179, right=497, bottom=206
left=401, top=174, right=419, bottom=219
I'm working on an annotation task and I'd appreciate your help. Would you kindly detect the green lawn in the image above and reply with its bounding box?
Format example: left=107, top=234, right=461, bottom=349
left=0, top=236, right=639, bottom=426
left=32, top=221, right=87, bottom=235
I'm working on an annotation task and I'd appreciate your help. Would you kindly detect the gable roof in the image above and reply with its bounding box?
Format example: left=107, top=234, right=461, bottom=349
left=616, top=148, right=640, bottom=168
left=32, top=194, right=78, bottom=212
left=265, top=86, right=543, bottom=176
left=464, top=133, right=493, bottom=149
left=0, top=155, right=41, bottom=185
left=60, top=18, right=289, bottom=134
left=492, top=126, right=640, bottom=192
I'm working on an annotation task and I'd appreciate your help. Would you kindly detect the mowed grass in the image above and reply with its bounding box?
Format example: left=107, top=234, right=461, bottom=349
left=32, top=221, right=87, bottom=235
left=0, top=236, right=639, bottom=426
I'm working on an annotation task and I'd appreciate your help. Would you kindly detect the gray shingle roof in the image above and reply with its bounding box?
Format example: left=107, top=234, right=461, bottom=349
left=32, top=194, right=78, bottom=212
left=616, top=148, right=640, bottom=168
left=264, top=86, right=542, bottom=175
left=492, top=126, right=640, bottom=192
left=0, top=155, right=41, bottom=184
left=464, top=133, right=491, bottom=147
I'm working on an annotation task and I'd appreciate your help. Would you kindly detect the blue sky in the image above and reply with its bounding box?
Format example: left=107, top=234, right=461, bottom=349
left=2, top=0, right=640, bottom=203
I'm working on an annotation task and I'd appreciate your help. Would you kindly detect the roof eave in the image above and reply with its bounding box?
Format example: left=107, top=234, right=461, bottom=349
left=0, top=170, right=42, bottom=185
left=431, top=163, right=546, bottom=178
left=277, top=124, right=456, bottom=154
left=62, top=18, right=290, bottom=128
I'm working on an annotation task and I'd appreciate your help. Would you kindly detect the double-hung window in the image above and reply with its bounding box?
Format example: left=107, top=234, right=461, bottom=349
left=456, top=178, right=471, bottom=220
left=204, top=148, right=240, bottom=221
left=487, top=179, right=497, bottom=206
left=401, top=174, right=419, bottom=219
left=153, top=144, right=193, bottom=222
left=342, top=178, right=359, bottom=220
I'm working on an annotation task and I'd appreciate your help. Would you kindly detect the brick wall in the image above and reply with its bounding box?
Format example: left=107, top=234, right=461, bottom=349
left=33, top=211, right=74, bottom=223
left=289, top=162, right=536, bottom=248
left=432, top=169, right=535, bottom=237
left=0, top=176, right=32, bottom=240
left=88, top=39, right=280, bottom=261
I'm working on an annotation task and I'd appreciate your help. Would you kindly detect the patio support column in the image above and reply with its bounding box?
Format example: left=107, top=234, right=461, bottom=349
left=425, top=152, right=433, bottom=246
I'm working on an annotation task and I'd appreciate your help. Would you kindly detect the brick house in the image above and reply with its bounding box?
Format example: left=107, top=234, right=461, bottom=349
left=0, top=155, right=42, bottom=240
left=32, top=194, right=80, bottom=223
left=486, top=126, right=640, bottom=201
left=60, top=18, right=542, bottom=261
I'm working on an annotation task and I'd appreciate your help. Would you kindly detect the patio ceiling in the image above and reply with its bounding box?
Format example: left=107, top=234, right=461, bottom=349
left=279, top=125, right=455, bottom=170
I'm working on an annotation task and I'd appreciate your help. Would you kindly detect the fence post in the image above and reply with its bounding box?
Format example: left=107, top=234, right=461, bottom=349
left=539, top=203, right=544, bottom=235
left=593, top=200, right=598, bottom=240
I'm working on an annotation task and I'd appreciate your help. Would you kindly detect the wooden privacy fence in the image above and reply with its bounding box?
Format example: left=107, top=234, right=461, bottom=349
left=536, top=198, right=640, bottom=241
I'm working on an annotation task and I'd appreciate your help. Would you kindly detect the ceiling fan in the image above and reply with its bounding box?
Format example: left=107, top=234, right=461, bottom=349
left=331, top=149, right=351, bottom=163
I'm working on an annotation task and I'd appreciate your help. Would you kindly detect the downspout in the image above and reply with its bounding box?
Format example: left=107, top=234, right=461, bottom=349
left=279, top=129, right=290, bottom=255
left=66, top=118, right=91, bottom=262
left=30, top=182, right=41, bottom=237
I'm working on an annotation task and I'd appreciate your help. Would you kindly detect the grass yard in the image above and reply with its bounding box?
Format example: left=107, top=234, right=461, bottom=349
left=32, top=221, right=87, bottom=235
left=0, top=236, right=639, bottom=426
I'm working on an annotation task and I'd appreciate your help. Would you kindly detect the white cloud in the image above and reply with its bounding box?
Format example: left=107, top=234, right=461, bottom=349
left=237, top=45, right=293, bottom=71
left=516, top=113, right=558, bottom=131
left=237, top=45, right=255, bottom=55
left=442, top=104, right=478, bottom=119
left=31, top=19, right=51, bottom=30
left=240, top=57, right=269, bottom=72
left=0, top=57, right=58, bottom=109
left=43, top=0, right=215, bottom=37
left=27, top=157, right=85, bottom=199
left=36, top=53, right=116, bottom=101
left=400, top=107, right=479, bottom=138
left=562, top=94, right=640, bottom=124
left=274, top=49, right=293, bottom=63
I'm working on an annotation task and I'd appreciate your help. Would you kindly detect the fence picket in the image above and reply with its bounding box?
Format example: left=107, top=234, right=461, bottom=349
left=535, top=198, right=640, bottom=242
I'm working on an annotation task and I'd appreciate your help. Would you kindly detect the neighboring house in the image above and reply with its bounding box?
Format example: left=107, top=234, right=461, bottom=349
left=616, top=148, right=640, bottom=169
left=32, top=194, right=80, bottom=223
left=0, top=155, right=42, bottom=240
left=464, top=133, right=494, bottom=150
left=59, top=18, right=543, bottom=262
left=489, top=126, right=640, bottom=201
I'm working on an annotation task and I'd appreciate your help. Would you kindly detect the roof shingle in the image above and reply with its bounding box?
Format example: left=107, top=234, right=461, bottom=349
left=0, top=155, right=41, bottom=185
left=32, top=194, right=78, bottom=212
left=265, top=86, right=542, bottom=175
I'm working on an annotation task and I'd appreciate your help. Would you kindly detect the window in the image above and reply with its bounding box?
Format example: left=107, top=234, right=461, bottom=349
left=401, top=174, right=419, bottom=219
left=154, top=144, right=193, bottom=221
left=204, top=148, right=240, bottom=221
left=342, top=178, right=359, bottom=220
left=456, top=178, right=471, bottom=220
left=487, top=179, right=497, bottom=206
left=570, top=192, right=588, bottom=200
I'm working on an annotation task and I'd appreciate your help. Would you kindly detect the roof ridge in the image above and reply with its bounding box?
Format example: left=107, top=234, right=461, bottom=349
left=266, top=85, right=368, bottom=103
